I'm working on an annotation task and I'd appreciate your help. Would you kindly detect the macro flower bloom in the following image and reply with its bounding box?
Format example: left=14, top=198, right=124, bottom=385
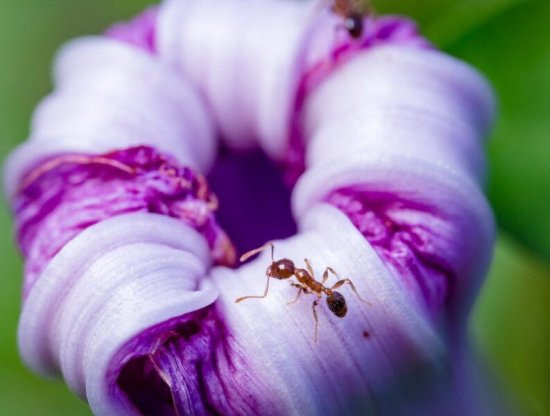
left=4, top=0, right=496, bottom=415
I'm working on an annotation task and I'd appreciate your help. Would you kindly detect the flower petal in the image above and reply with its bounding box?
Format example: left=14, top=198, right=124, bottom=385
left=105, top=6, right=158, bottom=53
left=18, top=213, right=215, bottom=411
left=7, top=1, right=498, bottom=414
left=112, top=205, right=448, bottom=415
left=293, top=45, right=495, bottom=320
left=4, top=37, right=215, bottom=199
left=157, top=0, right=313, bottom=154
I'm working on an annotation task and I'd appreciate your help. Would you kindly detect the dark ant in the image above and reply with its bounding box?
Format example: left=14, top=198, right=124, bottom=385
left=235, top=242, right=370, bottom=341
left=331, top=0, right=374, bottom=39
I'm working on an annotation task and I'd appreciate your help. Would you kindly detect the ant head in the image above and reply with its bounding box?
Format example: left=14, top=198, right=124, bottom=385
left=267, top=258, right=295, bottom=280
left=344, top=13, right=363, bottom=39
left=327, top=291, right=347, bottom=317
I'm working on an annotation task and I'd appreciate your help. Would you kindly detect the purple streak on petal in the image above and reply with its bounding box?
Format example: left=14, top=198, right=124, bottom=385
left=8, top=1, right=498, bottom=413
left=373, top=16, right=432, bottom=47
left=285, top=16, right=431, bottom=184
left=15, top=146, right=234, bottom=297
left=105, top=7, right=159, bottom=54
left=327, top=189, right=452, bottom=317
left=111, top=305, right=272, bottom=415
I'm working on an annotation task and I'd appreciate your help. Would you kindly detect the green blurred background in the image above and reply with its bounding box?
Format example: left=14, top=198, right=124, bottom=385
left=0, top=0, right=548, bottom=415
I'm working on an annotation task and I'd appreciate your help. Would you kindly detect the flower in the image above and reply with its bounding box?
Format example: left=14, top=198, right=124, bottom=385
left=4, top=0, right=496, bottom=414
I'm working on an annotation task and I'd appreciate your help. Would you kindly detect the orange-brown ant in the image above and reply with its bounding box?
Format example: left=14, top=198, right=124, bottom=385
left=330, top=0, right=374, bottom=39
left=235, top=242, right=370, bottom=341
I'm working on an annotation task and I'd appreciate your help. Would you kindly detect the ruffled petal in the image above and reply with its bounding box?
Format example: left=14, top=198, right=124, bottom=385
left=18, top=213, right=216, bottom=413
left=293, top=45, right=495, bottom=320
left=4, top=37, right=215, bottom=199
left=157, top=0, right=313, bottom=153
left=112, top=205, right=448, bottom=415
left=6, top=0, right=497, bottom=414
left=105, top=6, right=158, bottom=53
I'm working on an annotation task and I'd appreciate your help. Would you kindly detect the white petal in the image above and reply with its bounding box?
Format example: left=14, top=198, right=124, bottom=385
left=292, top=45, right=495, bottom=317
left=212, top=204, right=445, bottom=414
left=18, top=213, right=215, bottom=405
left=157, top=0, right=322, bottom=157
left=303, top=45, right=495, bottom=185
left=4, top=37, right=215, bottom=200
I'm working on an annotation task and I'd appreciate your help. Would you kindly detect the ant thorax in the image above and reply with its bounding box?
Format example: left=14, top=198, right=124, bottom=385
left=294, top=268, right=310, bottom=284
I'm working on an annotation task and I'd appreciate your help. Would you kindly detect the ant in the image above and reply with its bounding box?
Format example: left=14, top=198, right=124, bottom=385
left=330, top=0, right=374, bottom=39
left=235, top=242, right=370, bottom=341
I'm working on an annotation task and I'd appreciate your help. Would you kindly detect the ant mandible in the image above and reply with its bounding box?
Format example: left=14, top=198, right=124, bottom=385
left=330, top=0, right=374, bottom=39
left=235, top=242, right=370, bottom=341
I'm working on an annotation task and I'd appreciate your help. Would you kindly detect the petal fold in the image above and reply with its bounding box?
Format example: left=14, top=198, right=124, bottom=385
left=18, top=213, right=216, bottom=414
left=293, top=45, right=496, bottom=321
left=4, top=37, right=215, bottom=199
left=6, top=1, right=498, bottom=414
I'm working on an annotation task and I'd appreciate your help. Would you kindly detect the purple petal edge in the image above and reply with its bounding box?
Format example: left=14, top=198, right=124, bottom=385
left=105, top=7, right=159, bottom=54
left=15, top=145, right=234, bottom=297
left=109, top=305, right=274, bottom=416
left=285, top=15, right=431, bottom=184
left=327, top=189, right=452, bottom=316
left=9, top=1, right=498, bottom=414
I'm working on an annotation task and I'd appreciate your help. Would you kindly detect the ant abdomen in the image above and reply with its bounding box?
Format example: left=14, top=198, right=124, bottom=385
left=327, top=291, right=347, bottom=317
left=344, top=13, right=363, bottom=39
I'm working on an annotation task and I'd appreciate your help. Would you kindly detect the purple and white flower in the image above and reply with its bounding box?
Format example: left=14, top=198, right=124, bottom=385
left=4, top=0, right=496, bottom=414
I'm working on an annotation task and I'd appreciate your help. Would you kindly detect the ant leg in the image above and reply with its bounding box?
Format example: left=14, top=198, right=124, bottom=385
left=150, top=330, right=181, bottom=354
left=287, top=283, right=310, bottom=305
left=330, top=278, right=371, bottom=305
left=312, top=297, right=321, bottom=342
left=235, top=276, right=271, bottom=303
left=322, top=266, right=341, bottom=285
left=321, top=270, right=330, bottom=285
left=240, top=242, right=274, bottom=262
left=304, top=258, right=315, bottom=278
left=288, top=288, right=303, bottom=305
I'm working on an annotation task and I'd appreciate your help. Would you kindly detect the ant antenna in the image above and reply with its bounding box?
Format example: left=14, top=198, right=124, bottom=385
left=239, top=242, right=274, bottom=263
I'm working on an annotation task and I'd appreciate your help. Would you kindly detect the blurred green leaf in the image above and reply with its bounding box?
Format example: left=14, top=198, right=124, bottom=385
left=379, top=0, right=550, bottom=261
left=0, top=1, right=151, bottom=414
left=377, top=0, right=528, bottom=45
left=415, top=1, right=550, bottom=413
left=0, top=368, right=92, bottom=416
left=443, top=0, right=550, bottom=262
left=1, top=1, right=549, bottom=415
left=473, top=236, right=550, bottom=416
left=377, top=0, right=457, bottom=26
